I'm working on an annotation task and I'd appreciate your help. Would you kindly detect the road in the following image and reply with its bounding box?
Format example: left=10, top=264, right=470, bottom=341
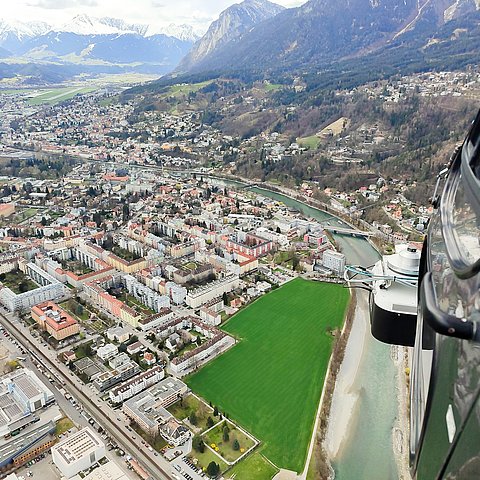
left=0, top=308, right=175, bottom=480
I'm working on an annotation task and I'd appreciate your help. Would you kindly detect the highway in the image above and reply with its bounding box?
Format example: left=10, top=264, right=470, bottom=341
left=0, top=310, right=174, bottom=480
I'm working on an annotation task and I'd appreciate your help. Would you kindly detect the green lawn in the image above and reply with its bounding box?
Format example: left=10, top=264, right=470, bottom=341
left=167, top=394, right=214, bottom=432
left=227, top=452, right=278, bottom=480
left=187, top=279, right=349, bottom=473
left=55, top=417, right=74, bottom=436
left=167, top=81, right=213, bottom=96
left=27, top=87, right=95, bottom=105
left=297, top=135, right=321, bottom=150
left=189, top=446, right=227, bottom=474
left=0, top=271, right=38, bottom=294
left=204, top=421, right=255, bottom=462
left=263, top=82, right=283, bottom=92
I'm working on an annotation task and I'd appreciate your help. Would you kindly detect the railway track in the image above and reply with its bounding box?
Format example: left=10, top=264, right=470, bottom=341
left=0, top=312, right=173, bottom=480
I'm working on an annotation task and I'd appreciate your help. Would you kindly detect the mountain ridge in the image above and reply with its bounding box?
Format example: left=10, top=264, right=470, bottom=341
left=176, top=0, right=284, bottom=74
left=176, top=0, right=480, bottom=75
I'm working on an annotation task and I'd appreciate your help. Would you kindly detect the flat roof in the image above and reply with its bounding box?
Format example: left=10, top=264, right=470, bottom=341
left=52, top=427, right=104, bottom=465
left=0, top=421, right=55, bottom=466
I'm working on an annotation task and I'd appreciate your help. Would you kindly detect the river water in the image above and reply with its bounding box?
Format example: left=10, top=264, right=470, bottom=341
left=206, top=177, right=399, bottom=479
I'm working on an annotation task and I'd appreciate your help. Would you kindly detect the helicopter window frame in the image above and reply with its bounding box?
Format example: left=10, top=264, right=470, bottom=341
left=440, top=134, right=480, bottom=280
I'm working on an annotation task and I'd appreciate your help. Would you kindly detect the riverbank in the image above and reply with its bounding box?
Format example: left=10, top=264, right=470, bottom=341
left=324, top=291, right=369, bottom=459
left=207, top=174, right=400, bottom=479
left=392, top=346, right=412, bottom=480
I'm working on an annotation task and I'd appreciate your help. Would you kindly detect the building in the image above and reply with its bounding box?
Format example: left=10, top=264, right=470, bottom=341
left=96, top=344, right=118, bottom=362
left=185, top=274, right=239, bottom=309
left=0, top=204, right=15, bottom=218
left=70, top=461, right=129, bottom=480
left=169, top=333, right=235, bottom=377
left=123, top=378, right=188, bottom=436
left=322, top=250, right=346, bottom=274
left=52, top=427, right=106, bottom=478
left=106, top=327, right=130, bottom=344
left=109, top=366, right=164, bottom=404
left=0, top=369, right=54, bottom=437
left=91, top=361, right=140, bottom=392
left=138, top=307, right=175, bottom=332
left=31, top=301, right=80, bottom=341
left=165, top=282, right=187, bottom=305
left=225, top=232, right=273, bottom=258
left=0, top=421, right=56, bottom=473
left=123, top=275, right=170, bottom=313
left=0, top=263, right=65, bottom=312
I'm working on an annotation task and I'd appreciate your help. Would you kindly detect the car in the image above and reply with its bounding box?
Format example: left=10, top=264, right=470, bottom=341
left=131, top=435, right=136, bottom=440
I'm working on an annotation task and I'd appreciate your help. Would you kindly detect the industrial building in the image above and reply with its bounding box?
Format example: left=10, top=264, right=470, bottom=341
left=52, top=427, right=105, bottom=478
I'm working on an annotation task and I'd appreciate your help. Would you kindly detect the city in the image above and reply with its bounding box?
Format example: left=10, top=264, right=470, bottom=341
left=0, top=1, right=479, bottom=480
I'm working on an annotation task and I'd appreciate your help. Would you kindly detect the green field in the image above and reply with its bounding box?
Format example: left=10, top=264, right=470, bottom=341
left=26, top=87, right=96, bottom=105
left=187, top=279, right=349, bottom=473
left=227, top=452, right=278, bottom=480
left=167, top=80, right=213, bottom=96
left=297, top=135, right=321, bottom=150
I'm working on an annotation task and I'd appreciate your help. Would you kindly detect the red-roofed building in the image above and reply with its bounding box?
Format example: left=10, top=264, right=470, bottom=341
left=31, top=301, right=80, bottom=341
left=0, top=203, right=15, bottom=218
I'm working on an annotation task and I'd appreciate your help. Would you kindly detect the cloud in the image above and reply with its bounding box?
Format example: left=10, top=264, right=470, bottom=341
left=27, top=0, right=98, bottom=8
left=151, top=0, right=165, bottom=7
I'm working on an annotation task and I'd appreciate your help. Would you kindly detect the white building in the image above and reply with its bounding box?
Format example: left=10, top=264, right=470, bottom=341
left=169, top=333, right=235, bottom=377
left=322, top=250, right=346, bottom=274
left=52, top=427, right=106, bottom=478
left=165, top=281, right=187, bottom=305
left=138, top=307, right=176, bottom=332
left=70, top=461, right=128, bottom=480
left=96, top=344, right=118, bottom=362
left=185, top=274, right=239, bottom=309
left=0, top=263, right=65, bottom=312
left=106, top=327, right=130, bottom=343
left=109, top=366, right=164, bottom=404
left=123, top=275, right=170, bottom=312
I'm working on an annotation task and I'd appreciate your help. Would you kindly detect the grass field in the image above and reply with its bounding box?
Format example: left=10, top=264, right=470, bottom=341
left=187, top=279, right=349, bottom=473
left=297, top=135, right=321, bottom=150
left=227, top=452, right=278, bottom=480
left=204, top=420, right=255, bottom=462
left=27, top=87, right=96, bottom=105
left=167, top=80, right=213, bottom=97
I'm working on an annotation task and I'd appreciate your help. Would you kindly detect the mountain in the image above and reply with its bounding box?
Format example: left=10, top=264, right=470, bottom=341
left=147, top=24, right=202, bottom=42
left=0, top=15, right=198, bottom=77
left=55, top=14, right=148, bottom=36
left=176, top=0, right=480, bottom=75
left=176, top=0, right=284, bottom=73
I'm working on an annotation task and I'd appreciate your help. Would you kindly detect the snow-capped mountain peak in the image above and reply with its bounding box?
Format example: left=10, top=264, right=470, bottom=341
left=147, top=23, right=203, bottom=42
left=0, top=19, right=50, bottom=40
left=55, top=14, right=147, bottom=36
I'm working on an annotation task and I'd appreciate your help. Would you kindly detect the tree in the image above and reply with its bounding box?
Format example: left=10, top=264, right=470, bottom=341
left=122, top=203, right=130, bottom=222
left=206, top=416, right=214, bottom=428
left=222, top=424, right=230, bottom=442
left=213, top=406, right=219, bottom=416
left=192, top=435, right=204, bottom=453
left=75, top=304, right=84, bottom=317
left=206, top=462, right=219, bottom=478
left=18, top=281, right=30, bottom=293
left=232, top=439, right=240, bottom=451
left=189, top=412, right=197, bottom=426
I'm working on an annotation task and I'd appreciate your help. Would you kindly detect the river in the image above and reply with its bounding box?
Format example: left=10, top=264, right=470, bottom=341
left=208, top=178, right=399, bottom=479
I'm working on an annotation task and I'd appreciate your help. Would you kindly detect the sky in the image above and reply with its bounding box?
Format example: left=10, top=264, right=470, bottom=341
left=1, top=0, right=306, bottom=33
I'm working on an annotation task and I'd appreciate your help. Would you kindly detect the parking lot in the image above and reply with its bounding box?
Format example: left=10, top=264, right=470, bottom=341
left=16, top=451, right=61, bottom=480
left=170, top=455, right=206, bottom=480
